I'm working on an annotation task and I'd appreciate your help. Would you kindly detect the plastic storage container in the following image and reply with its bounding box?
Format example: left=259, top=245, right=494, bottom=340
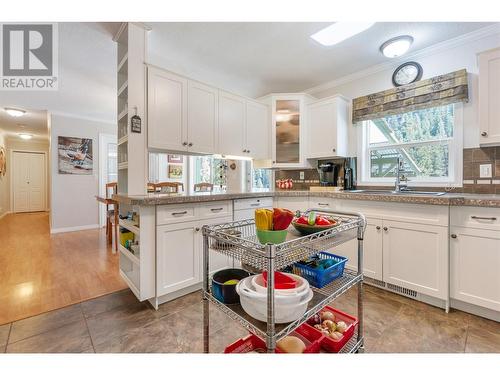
left=251, top=273, right=309, bottom=296
left=307, top=306, right=358, bottom=353
left=292, top=252, right=347, bottom=288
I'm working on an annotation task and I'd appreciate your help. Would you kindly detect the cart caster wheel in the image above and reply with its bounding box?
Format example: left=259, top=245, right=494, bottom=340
left=356, top=346, right=365, bottom=354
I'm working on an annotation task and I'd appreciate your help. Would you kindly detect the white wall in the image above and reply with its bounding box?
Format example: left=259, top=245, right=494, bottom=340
left=308, top=28, right=500, bottom=152
left=0, top=131, right=8, bottom=218
left=50, top=114, right=115, bottom=232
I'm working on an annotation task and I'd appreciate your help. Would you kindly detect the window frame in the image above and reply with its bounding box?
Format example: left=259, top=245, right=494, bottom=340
left=357, top=103, right=463, bottom=187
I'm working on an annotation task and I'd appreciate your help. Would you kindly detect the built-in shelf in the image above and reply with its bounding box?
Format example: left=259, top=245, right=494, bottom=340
left=118, top=108, right=128, bottom=122
left=119, top=269, right=140, bottom=299
left=118, top=161, right=129, bottom=170
left=119, top=244, right=140, bottom=265
left=118, top=80, right=128, bottom=98
left=119, top=218, right=140, bottom=235
left=117, top=53, right=128, bottom=75
left=118, top=135, right=128, bottom=146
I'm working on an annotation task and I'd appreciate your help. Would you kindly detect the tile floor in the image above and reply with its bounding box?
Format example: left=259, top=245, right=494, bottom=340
left=1, top=285, right=499, bottom=353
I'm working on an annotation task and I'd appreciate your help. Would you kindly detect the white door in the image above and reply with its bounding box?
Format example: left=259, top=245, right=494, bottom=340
left=187, top=80, right=218, bottom=154
left=451, top=226, right=500, bottom=312
left=479, top=48, right=500, bottom=145
left=197, top=216, right=234, bottom=275
left=148, top=67, right=188, bottom=152
left=308, top=100, right=335, bottom=158
left=382, top=220, right=448, bottom=299
left=99, top=133, right=117, bottom=227
left=245, top=100, right=269, bottom=160
left=12, top=151, right=46, bottom=213
left=218, top=91, right=246, bottom=156
left=156, top=222, right=200, bottom=297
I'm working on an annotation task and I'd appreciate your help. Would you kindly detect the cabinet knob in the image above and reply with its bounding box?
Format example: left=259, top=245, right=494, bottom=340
left=182, top=142, right=188, bottom=146
left=195, top=227, right=200, bottom=232
left=243, top=149, right=247, bottom=153
left=481, top=131, right=488, bottom=137
left=451, top=234, right=457, bottom=239
left=247, top=150, right=250, bottom=153
left=383, top=227, right=388, bottom=231
left=332, top=148, right=336, bottom=153
left=188, top=142, right=193, bottom=147
left=376, top=226, right=381, bottom=230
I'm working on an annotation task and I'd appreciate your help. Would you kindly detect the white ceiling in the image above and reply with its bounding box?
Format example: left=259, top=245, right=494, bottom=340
left=147, top=22, right=494, bottom=98
left=0, top=108, right=48, bottom=141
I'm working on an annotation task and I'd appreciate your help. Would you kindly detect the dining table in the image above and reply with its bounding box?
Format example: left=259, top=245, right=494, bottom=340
left=95, top=195, right=119, bottom=254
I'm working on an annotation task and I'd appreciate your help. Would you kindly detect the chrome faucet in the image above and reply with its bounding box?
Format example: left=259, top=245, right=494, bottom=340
left=394, top=156, right=409, bottom=192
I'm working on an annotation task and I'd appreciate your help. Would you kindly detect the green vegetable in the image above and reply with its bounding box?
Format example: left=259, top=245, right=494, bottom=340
left=307, top=212, right=316, bottom=226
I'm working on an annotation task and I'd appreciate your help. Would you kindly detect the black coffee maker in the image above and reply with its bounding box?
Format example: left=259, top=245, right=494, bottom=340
left=317, top=162, right=338, bottom=186
left=317, top=158, right=357, bottom=190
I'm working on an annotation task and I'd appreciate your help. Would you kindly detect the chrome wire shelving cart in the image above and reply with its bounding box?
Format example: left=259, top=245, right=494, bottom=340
left=202, top=209, right=366, bottom=353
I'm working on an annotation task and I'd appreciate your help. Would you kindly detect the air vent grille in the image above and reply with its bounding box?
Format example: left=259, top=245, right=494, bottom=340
left=386, top=283, right=418, bottom=298
left=364, top=277, right=386, bottom=288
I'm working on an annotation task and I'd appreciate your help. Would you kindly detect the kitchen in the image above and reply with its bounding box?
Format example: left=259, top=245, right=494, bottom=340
left=1, top=7, right=500, bottom=371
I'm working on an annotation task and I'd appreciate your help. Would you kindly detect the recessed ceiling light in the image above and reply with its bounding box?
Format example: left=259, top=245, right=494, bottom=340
left=5, top=108, right=26, bottom=117
left=380, top=35, right=413, bottom=58
left=18, top=134, right=33, bottom=140
left=311, top=22, right=376, bottom=46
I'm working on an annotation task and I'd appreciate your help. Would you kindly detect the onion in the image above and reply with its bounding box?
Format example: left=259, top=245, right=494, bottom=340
left=336, top=321, right=348, bottom=333
left=320, top=311, right=335, bottom=322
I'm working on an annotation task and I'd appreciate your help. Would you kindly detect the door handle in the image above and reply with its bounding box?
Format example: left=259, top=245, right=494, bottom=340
left=383, top=227, right=388, bottom=231
left=451, top=234, right=457, bottom=239
left=481, top=131, right=488, bottom=137
left=250, top=203, right=260, bottom=207
left=317, top=203, right=329, bottom=206
left=471, top=216, right=497, bottom=221
left=171, top=211, right=188, bottom=216
left=376, top=226, right=381, bottom=230
left=182, top=142, right=188, bottom=146
left=188, top=143, right=193, bottom=147
left=195, top=227, right=200, bottom=232
left=210, top=207, right=224, bottom=212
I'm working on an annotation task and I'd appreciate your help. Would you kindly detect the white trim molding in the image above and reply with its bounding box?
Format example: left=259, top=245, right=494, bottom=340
left=50, top=224, right=100, bottom=234
left=0, top=211, right=11, bottom=221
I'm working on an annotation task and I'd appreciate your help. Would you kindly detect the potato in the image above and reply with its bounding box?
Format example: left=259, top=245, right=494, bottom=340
left=277, top=336, right=306, bottom=353
left=329, top=331, right=344, bottom=341
left=322, top=319, right=337, bottom=332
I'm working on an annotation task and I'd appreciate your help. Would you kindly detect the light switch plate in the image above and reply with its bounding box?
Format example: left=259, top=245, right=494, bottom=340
left=479, top=164, right=492, bottom=178
left=299, top=171, right=305, bottom=180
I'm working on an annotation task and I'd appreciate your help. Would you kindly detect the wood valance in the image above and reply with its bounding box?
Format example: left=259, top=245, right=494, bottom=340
left=352, top=69, right=469, bottom=123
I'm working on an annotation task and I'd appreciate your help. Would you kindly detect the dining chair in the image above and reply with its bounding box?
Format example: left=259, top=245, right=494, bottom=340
left=154, top=182, right=184, bottom=193
left=194, top=182, right=214, bottom=192
left=105, top=182, right=118, bottom=253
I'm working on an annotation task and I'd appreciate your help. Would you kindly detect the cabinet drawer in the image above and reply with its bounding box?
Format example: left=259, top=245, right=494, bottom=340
left=157, top=204, right=196, bottom=225
left=451, top=206, right=500, bottom=230
left=309, top=197, right=335, bottom=210
left=197, top=201, right=232, bottom=219
left=233, top=197, right=273, bottom=210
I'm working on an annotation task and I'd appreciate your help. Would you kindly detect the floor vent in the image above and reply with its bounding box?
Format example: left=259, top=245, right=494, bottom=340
left=386, top=283, right=418, bottom=298
left=364, top=277, right=386, bottom=288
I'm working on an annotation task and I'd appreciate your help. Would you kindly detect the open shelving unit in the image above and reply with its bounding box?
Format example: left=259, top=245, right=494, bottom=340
left=201, top=209, right=366, bottom=353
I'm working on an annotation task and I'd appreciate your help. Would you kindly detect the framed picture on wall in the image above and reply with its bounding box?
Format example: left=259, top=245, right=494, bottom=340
left=58, top=136, right=93, bottom=174
left=168, top=165, right=183, bottom=179
left=167, top=154, right=183, bottom=163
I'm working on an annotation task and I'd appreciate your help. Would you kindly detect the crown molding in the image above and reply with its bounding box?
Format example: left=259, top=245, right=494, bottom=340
left=49, top=111, right=115, bottom=125
left=305, top=23, right=500, bottom=95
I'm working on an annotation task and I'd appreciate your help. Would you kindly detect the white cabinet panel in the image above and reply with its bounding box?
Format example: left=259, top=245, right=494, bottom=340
left=308, top=197, right=336, bottom=211
left=275, top=197, right=309, bottom=213
left=451, top=226, right=500, bottom=312
left=331, top=219, right=383, bottom=281
left=198, top=216, right=233, bottom=275
left=382, top=220, right=448, bottom=299
left=187, top=80, right=218, bottom=154
left=157, top=222, right=200, bottom=296
left=148, top=67, right=187, bottom=151
left=246, top=100, right=269, bottom=159
left=219, top=91, right=246, bottom=156
left=479, top=48, right=500, bottom=145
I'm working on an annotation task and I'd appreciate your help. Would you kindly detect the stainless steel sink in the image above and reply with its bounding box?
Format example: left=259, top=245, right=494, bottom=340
left=349, top=189, right=446, bottom=196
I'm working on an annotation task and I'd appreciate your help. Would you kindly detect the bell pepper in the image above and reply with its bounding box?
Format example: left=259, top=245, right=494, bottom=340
left=272, top=208, right=295, bottom=230
left=255, top=209, right=273, bottom=230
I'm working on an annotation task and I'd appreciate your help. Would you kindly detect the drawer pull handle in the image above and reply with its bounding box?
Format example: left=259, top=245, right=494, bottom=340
left=471, top=216, right=497, bottom=221
left=318, top=203, right=329, bottom=206
left=250, top=203, right=260, bottom=207
left=210, top=208, right=224, bottom=212
left=171, top=211, right=188, bottom=216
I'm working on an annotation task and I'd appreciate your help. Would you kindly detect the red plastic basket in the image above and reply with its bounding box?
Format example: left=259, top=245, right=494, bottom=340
left=306, top=306, right=359, bottom=353
left=224, top=334, right=267, bottom=353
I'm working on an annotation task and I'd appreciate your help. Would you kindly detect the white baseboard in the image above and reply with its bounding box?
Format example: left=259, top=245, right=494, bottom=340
left=50, top=224, right=100, bottom=234
left=0, top=211, right=11, bottom=220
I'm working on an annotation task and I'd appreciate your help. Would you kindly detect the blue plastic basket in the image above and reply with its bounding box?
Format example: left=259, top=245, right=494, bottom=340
left=292, top=252, right=348, bottom=288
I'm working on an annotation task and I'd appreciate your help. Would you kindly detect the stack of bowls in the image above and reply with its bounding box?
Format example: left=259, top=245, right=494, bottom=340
left=236, top=273, right=313, bottom=323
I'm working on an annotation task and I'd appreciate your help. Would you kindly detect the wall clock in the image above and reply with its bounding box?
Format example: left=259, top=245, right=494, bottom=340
left=392, top=61, right=423, bottom=87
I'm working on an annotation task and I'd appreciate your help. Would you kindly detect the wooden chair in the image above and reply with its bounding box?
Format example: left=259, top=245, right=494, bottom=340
left=105, top=182, right=118, bottom=253
left=194, top=182, right=214, bottom=192
left=147, top=182, right=156, bottom=193
left=154, top=182, right=184, bottom=193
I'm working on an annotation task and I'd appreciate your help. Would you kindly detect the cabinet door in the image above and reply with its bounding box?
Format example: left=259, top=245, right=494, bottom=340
left=275, top=197, right=309, bottom=213
left=382, top=220, right=448, bottom=299
left=451, top=226, right=500, bottom=311
left=187, top=80, right=218, bottom=154
left=219, top=91, right=246, bottom=156
left=307, top=100, right=335, bottom=158
left=148, top=67, right=188, bottom=151
left=479, top=48, right=500, bottom=145
left=197, top=216, right=233, bottom=276
left=157, top=222, right=200, bottom=296
left=246, top=100, right=269, bottom=159
left=330, top=219, right=383, bottom=281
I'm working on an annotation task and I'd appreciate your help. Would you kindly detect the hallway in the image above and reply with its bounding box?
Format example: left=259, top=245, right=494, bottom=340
left=0, top=212, right=126, bottom=325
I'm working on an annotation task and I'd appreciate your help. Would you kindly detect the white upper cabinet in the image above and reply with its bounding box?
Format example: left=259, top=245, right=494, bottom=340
left=245, top=100, right=269, bottom=160
left=479, top=47, right=500, bottom=146
left=148, top=67, right=188, bottom=151
left=187, top=80, right=218, bottom=154
left=307, top=96, right=349, bottom=158
left=218, top=91, right=246, bottom=156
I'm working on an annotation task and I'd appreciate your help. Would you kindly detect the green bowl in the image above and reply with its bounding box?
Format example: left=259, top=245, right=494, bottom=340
left=256, top=229, right=288, bottom=244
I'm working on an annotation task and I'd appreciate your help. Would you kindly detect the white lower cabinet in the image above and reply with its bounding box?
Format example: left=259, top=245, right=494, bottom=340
left=275, top=196, right=309, bottom=213
left=332, top=218, right=383, bottom=281
left=198, top=216, right=234, bottom=274
left=451, top=226, right=500, bottom=312
left=382, top=220, right=448, bottom=299
left=157, top=222, right=200, bottom=296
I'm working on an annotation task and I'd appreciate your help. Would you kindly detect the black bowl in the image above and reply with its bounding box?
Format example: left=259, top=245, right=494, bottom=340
left=212, top=268, right=250, bottom=304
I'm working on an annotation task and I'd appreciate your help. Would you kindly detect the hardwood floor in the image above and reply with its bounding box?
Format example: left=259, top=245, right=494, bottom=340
left=0, top=212, right=126, bottom=326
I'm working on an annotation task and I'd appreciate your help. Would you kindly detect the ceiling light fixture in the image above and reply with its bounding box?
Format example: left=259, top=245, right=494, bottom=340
left=310, top=22, right=375, bottom=46
left=5, top=108, right=26, bottom=117
left=18, top=134, right=33, bottom=140
left=380, top=35, right=413, bottom=58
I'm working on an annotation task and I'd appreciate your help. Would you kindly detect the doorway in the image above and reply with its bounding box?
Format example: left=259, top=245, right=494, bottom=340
left=99, top=133, right=117, bottom=227
left=11, top=150, right=47, bottom=212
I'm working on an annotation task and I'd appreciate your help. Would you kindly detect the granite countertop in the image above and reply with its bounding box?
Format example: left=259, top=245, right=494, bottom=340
left=113, top=190, right=500, bottom=208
